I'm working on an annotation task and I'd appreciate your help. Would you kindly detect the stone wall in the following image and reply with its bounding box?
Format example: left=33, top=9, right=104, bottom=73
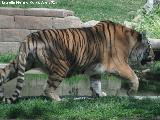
left=0, top=7, right=83, bottom=54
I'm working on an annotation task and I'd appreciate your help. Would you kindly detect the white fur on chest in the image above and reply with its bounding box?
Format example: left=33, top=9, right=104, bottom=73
left=84, top=63, right=106, bottom=76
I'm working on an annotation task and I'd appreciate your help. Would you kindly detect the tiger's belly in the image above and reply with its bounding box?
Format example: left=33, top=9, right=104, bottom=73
left=84, top=63, right=106, bottom=76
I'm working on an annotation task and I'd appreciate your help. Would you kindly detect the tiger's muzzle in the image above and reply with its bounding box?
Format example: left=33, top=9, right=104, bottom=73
left=141, top=46, right=155, bottom=65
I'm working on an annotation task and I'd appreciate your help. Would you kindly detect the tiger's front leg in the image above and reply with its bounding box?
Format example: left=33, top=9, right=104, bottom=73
left=115, top=64, right=139, bottom=96
left=90, top=75, right=107, bottom=97
left=85, top=64, right=107, bottom=97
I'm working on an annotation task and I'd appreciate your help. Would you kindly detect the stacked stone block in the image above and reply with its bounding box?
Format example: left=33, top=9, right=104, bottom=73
left=0, top=7, right=82, bottom=54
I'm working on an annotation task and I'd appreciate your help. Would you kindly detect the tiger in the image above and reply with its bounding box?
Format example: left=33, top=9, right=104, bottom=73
left=0, top=20, right=154, bottom=103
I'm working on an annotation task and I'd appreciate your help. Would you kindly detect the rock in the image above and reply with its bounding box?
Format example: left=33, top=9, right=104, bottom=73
left=144, top=0, right=154, bottom=13
left=124, top=21, right=133, bottom=28
left=0, top=15, right=15, bottom=29
left=132, top=15, right=142, bottom=22
left=52, top=16, right=83, bottom=29
left=0, top=7, right=24, bottom=16
left=149, top=38, right=160, bottom=49
left=0, top=42, right=20, bottom=54
left=0, top=29, right=30, bottom=42
left=15, top=16, right=53, bottom=29
left=82, top=20, right=99, bottom=27
left=24, top=8, right=73, bottom=17
left=143, top=0, right=160, bottom=14
left=0, top=7, right=73, bottom=17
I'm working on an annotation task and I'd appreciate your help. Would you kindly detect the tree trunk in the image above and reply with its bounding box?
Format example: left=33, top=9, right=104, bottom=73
left=149, top=38, right=160, bottom=50
left=144, top=0, right=160, bottom=13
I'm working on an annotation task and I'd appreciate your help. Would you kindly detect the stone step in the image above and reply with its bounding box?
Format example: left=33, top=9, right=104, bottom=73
left=0, top=16, right=82, bottom=43
left=24, top=8, right=73, bottom=18
left=149, top=38, right=160, bottom=50
left=0, top=15, right=15, bottom=29
left=14, top=15, right=53, bottom=29
left=0, top=7, right=74, bottom=17
left=0, top=15, right=82, bottom=29
left=0, top=29, right=30, bottom=42
left=14, top=16, right=82, bottom=30
left=0, top=42, right=19, bottom=54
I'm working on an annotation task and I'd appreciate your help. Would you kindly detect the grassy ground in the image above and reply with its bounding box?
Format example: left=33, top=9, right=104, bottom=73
left=0, top=96, right=160, bottom=120
left=0, top=0, right=145, bottom=23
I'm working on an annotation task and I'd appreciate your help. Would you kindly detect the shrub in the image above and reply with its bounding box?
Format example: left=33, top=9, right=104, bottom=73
left=135, top=6, right=160, bottom=38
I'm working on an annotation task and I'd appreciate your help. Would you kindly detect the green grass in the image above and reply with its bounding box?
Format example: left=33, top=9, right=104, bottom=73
left=0, top=96, right=160, bottom=120
left=25, top=73, right=48, bottom=81
left=0, top=0, right=145, bottom=23
left=0, top=53, right=16, bottom=63
left=25, top=73, right=88, bottom=84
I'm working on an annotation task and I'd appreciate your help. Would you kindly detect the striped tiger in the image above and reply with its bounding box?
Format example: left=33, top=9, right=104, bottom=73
left=0, top=20, right=153, bottom=103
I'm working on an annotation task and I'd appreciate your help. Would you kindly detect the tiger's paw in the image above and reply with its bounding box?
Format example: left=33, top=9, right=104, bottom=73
left=100, top=91, right=107, bottom=97
left=127, top=88, right=137, bottom=96
left=44, top=90, right=61, bottom=101
left=91, top=91, right=107, bottom=98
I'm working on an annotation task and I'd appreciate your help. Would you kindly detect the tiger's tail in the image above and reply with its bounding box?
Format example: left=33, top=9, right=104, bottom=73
left=0, top=59, right=18, bottom=84
left=0, top=58, right=18, bottom=98
left=0, top=42, right=28, bottom=103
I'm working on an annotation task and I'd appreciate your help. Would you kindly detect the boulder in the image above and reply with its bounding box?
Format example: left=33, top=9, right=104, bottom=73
left=82, top=20, right=99, bottom=27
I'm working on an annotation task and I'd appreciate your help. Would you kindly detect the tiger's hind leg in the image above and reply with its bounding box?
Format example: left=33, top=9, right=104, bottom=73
left=90, top=75, right=107, bottom=97
left=44, top=75, right=64, bottom=101
left=44, top=62, right=69, bottom=101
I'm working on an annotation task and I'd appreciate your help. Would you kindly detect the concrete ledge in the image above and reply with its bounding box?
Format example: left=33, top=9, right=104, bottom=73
left=0, top=63, right=44, bottom=74
left=0, top=15, right=82, bottom=31
left=0, top=8, right=82, bottom=44
left=15, top=16, right=53, bottom=29
left=0, top=7, right=24, bottom=16
left=52, top=16, right=83, bottom=29
left=24, top=8, right=74, bottom=17
left=149, top=38, right=160, bottom=50
left=0, top=15, right=15, bottom=29
left=14, top=16, right=82, bottom=29
left=0, top=29, right=30, bottom=42
left=0, top=7, right=74, bottom=17
left=0, top=42, right=19, bottom=54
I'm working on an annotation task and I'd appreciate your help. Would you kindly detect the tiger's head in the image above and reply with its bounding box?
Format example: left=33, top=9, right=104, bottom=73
left=129, top=31, right=154, bottom=65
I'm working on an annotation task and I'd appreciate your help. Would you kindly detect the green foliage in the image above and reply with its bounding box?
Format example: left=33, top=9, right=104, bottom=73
left=150, top=61, right=160, bottom=74
left=135, top=6, right=160, bottom=38
left=0, top=96, right=160, bottom=120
